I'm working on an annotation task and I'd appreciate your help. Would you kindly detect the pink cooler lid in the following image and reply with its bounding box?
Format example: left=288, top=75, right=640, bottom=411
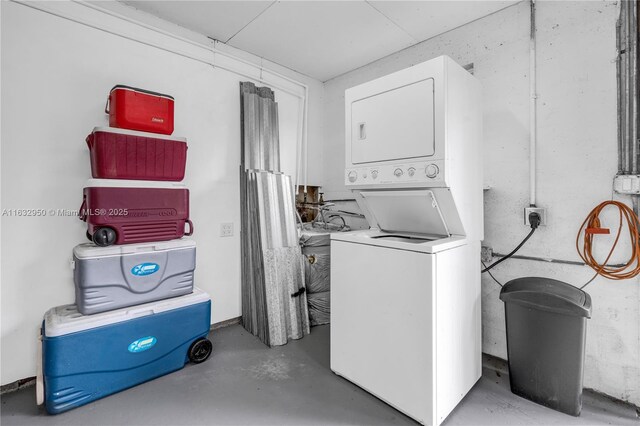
left=92, top=126, right=186, bottom=142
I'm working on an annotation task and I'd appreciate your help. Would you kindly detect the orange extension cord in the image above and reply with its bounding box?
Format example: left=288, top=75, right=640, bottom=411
left=576, top=200, right=640, bottom=287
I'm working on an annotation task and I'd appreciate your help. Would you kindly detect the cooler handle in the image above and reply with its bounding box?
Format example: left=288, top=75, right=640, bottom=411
left=78, top=196, right=87, bottom=222
left=185, top=220, right=194, bottom=236
left=36, top=329, right=44, bottom=406
left=104, top=94, right=110, bottom=114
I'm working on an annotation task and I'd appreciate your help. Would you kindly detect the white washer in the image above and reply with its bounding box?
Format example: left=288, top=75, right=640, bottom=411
left=330, top=56, right=483, bottom=426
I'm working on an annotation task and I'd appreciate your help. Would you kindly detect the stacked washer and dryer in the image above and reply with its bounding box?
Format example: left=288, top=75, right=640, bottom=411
left=330, top=56, right=483, bottom=426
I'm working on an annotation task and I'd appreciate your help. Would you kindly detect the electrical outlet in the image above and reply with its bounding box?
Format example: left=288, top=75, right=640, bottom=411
left=481, top=246, right=493, bottom=263
left=220, top=223, right=234, bottom=237
left=524, top=207, right=546, bottom=227
left=613, top=174, right=640, bottom=194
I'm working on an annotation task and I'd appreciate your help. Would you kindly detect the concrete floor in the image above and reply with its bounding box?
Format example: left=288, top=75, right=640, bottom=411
left=1, top=324, right=638, bottom=426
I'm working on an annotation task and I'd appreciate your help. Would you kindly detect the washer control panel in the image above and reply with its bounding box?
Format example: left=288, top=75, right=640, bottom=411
left=345, top=161, right=444, bottom=186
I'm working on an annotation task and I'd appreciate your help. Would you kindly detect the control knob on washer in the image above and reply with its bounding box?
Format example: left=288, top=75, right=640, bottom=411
left=348, top=170, right=358, bottom=183
left=371, top=170, right=378, bottom=179
left=408, top=167, right=416, bottom=177
left=394, top=168, right=404, bottom=177
left=425, top=164, right=439, bottom=178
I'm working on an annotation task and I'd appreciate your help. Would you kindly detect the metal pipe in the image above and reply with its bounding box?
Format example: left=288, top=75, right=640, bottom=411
left=88, top=0, right=310, bottom=203
left=26, top=0, right=309, bottom=99
left=71, top=1, right=310, bottom=97
left=616, top=9, right=625, bottom=174
left=492, top=252, right=626, bottom=268
left=637, top=0, right=640, bottom=174
left=331, top=210, right=366, bottom=219
left=80, top=0, right=313, bottom=186
left=625, top=0, right=633, bottom=174
left=303, top=88, right=310, bottom=195
left=617, top=0, right=638, bottom=175
left=529, top=0, right=537, bottom=206
left=294, top=97, right=304, bottom=196
left=630, top=1, right=639, bottom=174
left=623, top=38, right=631, bottom=174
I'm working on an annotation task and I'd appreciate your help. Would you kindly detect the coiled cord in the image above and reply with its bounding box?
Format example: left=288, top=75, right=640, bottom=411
left=576, top=200, right=640, bottom=288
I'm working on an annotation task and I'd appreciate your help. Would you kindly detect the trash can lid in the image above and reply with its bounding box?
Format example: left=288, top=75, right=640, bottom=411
left=499, top=277, right=592, bottom=318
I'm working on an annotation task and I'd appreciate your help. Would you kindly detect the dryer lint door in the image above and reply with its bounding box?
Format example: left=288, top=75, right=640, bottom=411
left=357, top=190, right=450, bottom=238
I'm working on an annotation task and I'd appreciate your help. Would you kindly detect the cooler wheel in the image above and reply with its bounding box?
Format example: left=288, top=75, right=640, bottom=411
left=92, top=227, right=116, bottom=247
left=188, top=338, right=212, bottom=364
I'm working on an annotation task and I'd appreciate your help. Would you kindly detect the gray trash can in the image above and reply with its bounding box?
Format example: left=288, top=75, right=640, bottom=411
left=499, top=277, right=592, bottom=416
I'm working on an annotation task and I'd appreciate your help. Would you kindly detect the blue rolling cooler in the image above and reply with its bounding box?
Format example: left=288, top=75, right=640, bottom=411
left=39, top=288, right=212, bottom=414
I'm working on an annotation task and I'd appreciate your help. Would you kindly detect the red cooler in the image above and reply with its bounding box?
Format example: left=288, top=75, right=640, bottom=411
left=80, top=179, right=192, bottom=246
left=107, top=85, right=175, bottom=135
left=87, top=127, right=187, bottom=181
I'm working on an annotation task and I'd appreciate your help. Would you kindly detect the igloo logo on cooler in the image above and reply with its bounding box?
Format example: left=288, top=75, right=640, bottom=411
left=128, top=336, right=157, bottom=353
left=131, top=262, right=159, bottom=276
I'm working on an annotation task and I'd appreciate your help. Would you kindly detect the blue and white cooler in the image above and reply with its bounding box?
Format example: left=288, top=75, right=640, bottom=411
left=38, top=288, right=212, bottom=414
left=73, top=239, right=196, bottom=315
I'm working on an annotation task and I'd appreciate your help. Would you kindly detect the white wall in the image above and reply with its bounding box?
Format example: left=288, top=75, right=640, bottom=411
left=0, top=1, right=323, bottom=385
left=3, top=0, right=638, bottom=407
left=322, top=1, right=639, bottom=406
left=90, top=0, right=326, bottom=188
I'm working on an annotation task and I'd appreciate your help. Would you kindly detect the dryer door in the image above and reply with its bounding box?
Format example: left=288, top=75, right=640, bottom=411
left=350, top=78, right=435, bottom=165
left=358, top=189, right=450, bottom=238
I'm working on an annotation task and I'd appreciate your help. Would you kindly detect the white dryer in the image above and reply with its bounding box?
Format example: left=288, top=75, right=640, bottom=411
left=330, top=56, right=483, bottom=426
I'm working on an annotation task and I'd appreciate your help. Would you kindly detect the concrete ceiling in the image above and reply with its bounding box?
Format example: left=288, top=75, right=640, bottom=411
left=122, top=1, right=517, bottom=81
